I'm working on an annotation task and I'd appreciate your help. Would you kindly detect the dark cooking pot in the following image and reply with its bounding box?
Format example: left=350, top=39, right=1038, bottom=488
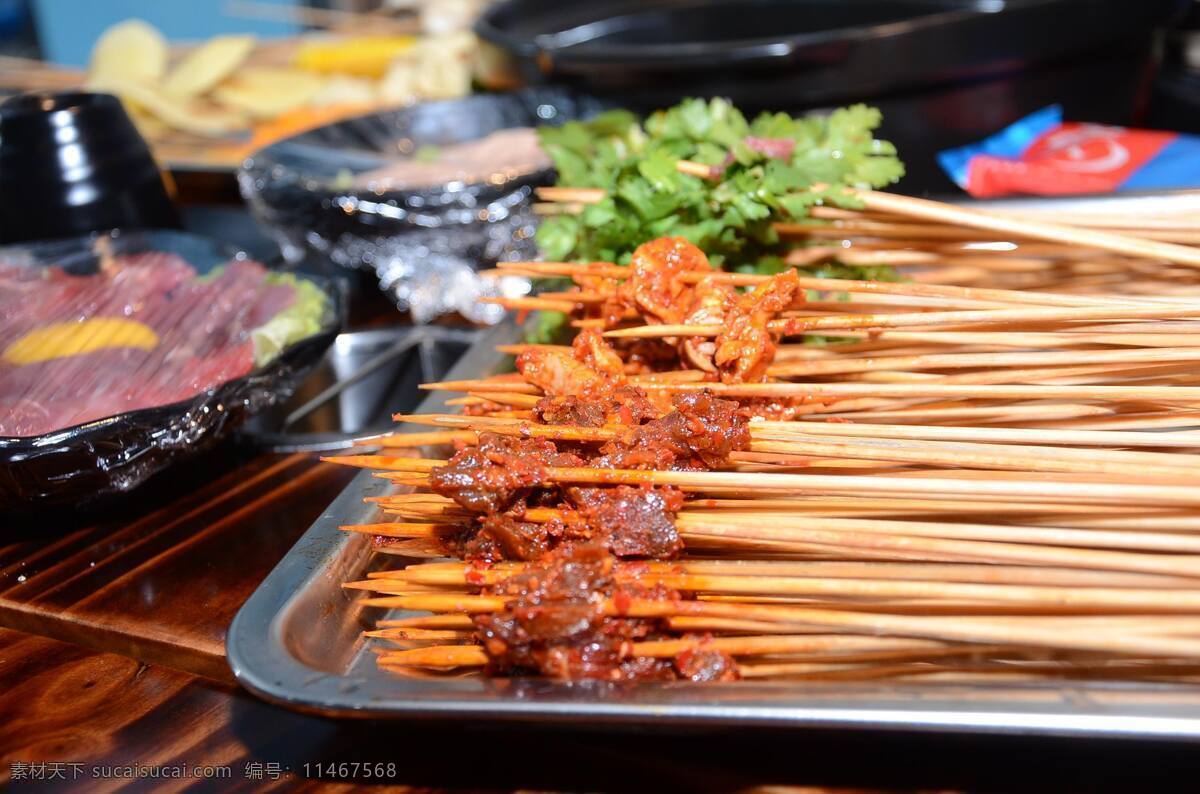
left=477, top=0, right=1189, bottom=193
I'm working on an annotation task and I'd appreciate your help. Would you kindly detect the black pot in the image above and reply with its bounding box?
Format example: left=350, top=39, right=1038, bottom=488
left=0, top=92, right=180, bottom=243
left=477, top=0, right=1189, bottom=193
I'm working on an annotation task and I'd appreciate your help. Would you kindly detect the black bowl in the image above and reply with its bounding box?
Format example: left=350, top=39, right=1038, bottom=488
left=0, top=91, right=180, bottom=244
left=235, top=88, right=609, bottom=321
left=0, top=230, right=340, bottom=510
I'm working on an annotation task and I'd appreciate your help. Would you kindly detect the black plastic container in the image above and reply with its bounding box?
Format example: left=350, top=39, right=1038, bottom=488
left=239, top=89, right=606, bottom=321
left=0, top=230, right=339, bottom=510
left=478, top=0, right=1188, bottom=193
left=0, top=92, right=180, bottom=243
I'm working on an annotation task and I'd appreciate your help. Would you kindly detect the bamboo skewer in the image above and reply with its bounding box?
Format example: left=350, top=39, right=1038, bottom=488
left=358, top=566, right=1200, bottom=609
left=537, top=173, right=1200, bottom=268
left=494, top=260, right=1169, bottom=309
left=374, top=635, right=1026, bottom=670
left=325, top=185, right=1200, bottom=684
left=324, top=454, right=1200, bottom=509
left=768, top=347, right=1200, bottom=378
left=854, top=189, right=1200, bottom=269
left=364, top=558, right=1200, bottom=589
left=640, top=381, right=1200, bottom=405
left=776, top=219, right=1200, bottom=245
left=417, top=376, right=1200, bottom=403
left=807, top=204, right=1200, bottom=232
left=602, top=303, right=1200, bottom=339
left=361, top=595, right=1200, bottom=659
left=401, top=410, right=1200, bottom=449
left=368, top=491, right=1174, bottom=522
left=394, top=412, right=1200, bottom=478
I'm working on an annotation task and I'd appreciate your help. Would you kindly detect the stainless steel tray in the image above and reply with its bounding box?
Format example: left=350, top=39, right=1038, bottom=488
left=239, top=326, right=480, bottom=452
left=228, top=321, right=1200, bottom=738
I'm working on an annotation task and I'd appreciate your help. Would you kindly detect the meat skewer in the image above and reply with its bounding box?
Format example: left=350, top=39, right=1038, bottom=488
left=325, top=233, right=1200, bottom=684
left=493, top=260, right=1171, bottom=308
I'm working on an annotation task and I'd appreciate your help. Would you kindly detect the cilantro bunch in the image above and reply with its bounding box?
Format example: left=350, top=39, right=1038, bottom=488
left=535, top=98, right=904, bottom=273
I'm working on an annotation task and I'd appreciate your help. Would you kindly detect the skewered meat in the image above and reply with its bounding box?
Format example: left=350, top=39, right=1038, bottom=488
left=474, top=543, right=678, bottom=680
left=470, top=514, right=555, bottom=561
left=622, top=236, right=713, bottom=326
left=674, top=644, right=740, bottom=682
left=534, top=387, right=660, bottom=428
left=572, top=328, right=626, bottom=380
left=523, top=331, right=668, bottom=425
left=596, top=393, right=750, bottom=471
left=566, top=486, right=685, bottom=559
left=429, top=433, right=585, bottom=513
left=713, top=270, right=801, bottom=383
left=681, top=276, right=738, bottom=372
left=516, top=343, right=611, bottom=399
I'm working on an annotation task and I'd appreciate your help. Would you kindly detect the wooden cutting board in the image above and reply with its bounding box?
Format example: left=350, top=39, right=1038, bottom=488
left=0, top=448, right=357, bottom=682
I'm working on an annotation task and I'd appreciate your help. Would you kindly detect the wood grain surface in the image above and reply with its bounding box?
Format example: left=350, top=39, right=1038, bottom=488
left=0, top=628, right=416, bottom=792
left=0, top=449, right=357, bottom=681
left=5, top=627, right=1200, bottom=792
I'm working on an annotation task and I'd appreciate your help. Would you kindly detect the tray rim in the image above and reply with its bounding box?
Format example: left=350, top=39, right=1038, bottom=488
left=228, top=321, right=1200, bottom=739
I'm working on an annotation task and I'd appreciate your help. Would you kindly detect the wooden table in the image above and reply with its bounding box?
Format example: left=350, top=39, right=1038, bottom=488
left=4, top=446, right=1200, bottom=791
left=1, top=448, right=355, bottom=683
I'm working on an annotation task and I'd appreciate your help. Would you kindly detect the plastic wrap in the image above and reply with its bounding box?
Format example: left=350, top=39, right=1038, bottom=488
left=238, top=89, right=607, bottom=323
left=0, top=230, right=340, bottom=509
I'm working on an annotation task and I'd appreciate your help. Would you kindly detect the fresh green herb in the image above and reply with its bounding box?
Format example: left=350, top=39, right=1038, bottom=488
left=524, top=310, right=571, bottom=345
left=535, top=98, right=904, bottom=270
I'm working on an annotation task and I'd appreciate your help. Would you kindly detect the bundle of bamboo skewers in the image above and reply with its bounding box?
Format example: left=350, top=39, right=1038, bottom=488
left=326, top=189, right=1200, bottom=684
left=535, top=180, right=1200, bottom=296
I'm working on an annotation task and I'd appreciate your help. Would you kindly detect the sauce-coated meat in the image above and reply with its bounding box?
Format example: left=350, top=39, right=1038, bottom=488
left=535, top=385, right=660, bottom=428
left=713, top=270, right=801, bottom=383
left=429, top=433, right=584, bottom=513
left=474, top=544, right=676, bottom=680
left=524, top=332, right=665, bottom=426
left=681, top=277, right=737, bottom=373
left=623, top=237, right=712, bottom=326
left=471, top=514, right=553, bottom=561
left=596, top=393, right=751, bottom=470
left=567, top=486, right=685, bottom=559
left=572, top=329, right=625, bottom=379
left=674, top=645, right=740, bottom=682
left=516, top=347, right=611, bottom=400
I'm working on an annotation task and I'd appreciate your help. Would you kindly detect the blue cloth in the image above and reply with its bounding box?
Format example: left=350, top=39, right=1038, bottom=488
left=31, top=0, right=301, bottom=66
left=937, top=106, right=1063, bottom=190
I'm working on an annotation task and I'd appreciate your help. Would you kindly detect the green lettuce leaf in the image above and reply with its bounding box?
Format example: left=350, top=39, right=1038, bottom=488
left=251, top=273, right=329, bottom=367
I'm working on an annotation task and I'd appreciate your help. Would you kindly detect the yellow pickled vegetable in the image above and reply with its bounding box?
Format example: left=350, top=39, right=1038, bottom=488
left=4, top=318, right=159, bottom=365
left=90, top=19, right=168, bottom=85
left=213, top=67, right=325, bottom=119
left=162, top=35, right=257, bottom=98
left=294, top=36, right=417, bottom=78
left=86, top=74, right=248, bottom=136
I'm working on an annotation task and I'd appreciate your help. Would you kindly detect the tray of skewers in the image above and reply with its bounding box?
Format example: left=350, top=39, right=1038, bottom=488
left=0, top=229, right=339, bottom=509
left=231, top=229, right=1200, bottom=733
left=230, top=98, right=1200, bottom=734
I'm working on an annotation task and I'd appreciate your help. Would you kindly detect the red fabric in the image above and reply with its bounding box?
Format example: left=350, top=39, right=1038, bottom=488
left=965, top=123, right=1174, bottom=198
